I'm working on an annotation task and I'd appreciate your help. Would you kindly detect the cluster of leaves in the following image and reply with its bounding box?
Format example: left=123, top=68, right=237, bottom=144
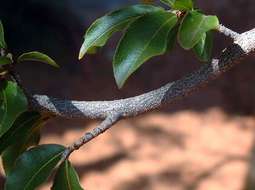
left=79, top=0, right=219, bottom=88
left=0, top=1, right=220, bottom=189
left=0, top=20, right=83, bottom=189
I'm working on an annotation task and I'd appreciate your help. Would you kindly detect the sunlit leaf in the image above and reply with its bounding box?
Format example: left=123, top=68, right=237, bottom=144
left=5, top=144, right=65, bottom=190
left=52, top=160, right=84, bottom=190
left=79, top=4, right=163, bottom=59
left=0, top=20, right=7, bottom=49
left=17, top=51, right=59, bottom=68
left=113, top=11, right=177, bottom=88
left=178, top=11, right=219, bottom=49
left=0, top=81, right=27, bottom=136
left=193, top=31, right=213, bottom=62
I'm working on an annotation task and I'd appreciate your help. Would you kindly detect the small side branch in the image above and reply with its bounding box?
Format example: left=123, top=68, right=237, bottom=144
left=217, top=24, right=240, bottom=40
left=62, top=113, right=121, bottom=160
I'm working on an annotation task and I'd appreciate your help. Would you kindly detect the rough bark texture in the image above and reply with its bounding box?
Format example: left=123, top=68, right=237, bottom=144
left=27, top=26, right=255, bottom=158
left=32, top=28, right=255, bottom=121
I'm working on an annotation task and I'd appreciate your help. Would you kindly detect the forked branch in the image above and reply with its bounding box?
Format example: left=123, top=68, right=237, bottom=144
left=30, top=25, right=255, bottom=158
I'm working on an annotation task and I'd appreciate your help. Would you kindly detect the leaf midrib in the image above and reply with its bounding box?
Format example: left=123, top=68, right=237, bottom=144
left=88, top=15, right=141, bottom=50
left=127, top=15, right=176, bottom=77
left=24, top=151, right=63, bottom=190
left=65, top=161, right=72, bottom=190
left=0, top=114, right=39, bottom=151
left=189, top=15, right=207, bottom=46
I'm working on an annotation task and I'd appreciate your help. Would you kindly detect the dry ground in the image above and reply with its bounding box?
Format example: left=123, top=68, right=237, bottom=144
left=37, top=108, right=255, bottom=190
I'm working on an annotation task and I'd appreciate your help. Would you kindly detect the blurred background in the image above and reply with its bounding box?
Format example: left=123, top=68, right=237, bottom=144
left=1, top=0, right=255, bottom=189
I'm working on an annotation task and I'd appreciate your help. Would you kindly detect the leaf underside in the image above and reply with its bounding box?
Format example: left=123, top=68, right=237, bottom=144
left=17, top=51, right=59, bottom=68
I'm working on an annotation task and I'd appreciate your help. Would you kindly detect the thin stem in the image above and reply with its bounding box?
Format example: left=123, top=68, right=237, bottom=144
left=217, top=24, right=240, bottom=40
left=62, top=113, right=120, bottom=161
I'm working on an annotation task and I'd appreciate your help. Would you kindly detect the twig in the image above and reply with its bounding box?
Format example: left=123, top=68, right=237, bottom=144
left=62, top=113, right=120, bottom=160
left=217, top=24, right=240, bottom=40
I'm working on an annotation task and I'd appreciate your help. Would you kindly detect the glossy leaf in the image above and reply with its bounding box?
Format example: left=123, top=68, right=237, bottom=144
left=79, top=4, right=162, bottom=59
left=17, top=51, right=59, bottom=68
left=178, top=11, right=219, bottom=49
left=113, top=11, right=177, bottom=88
left=193, top=31, right=213, bottom=62
left=0, top=56, right=12, bottom=66
left=2, top=125, right=41, bottom=175
left=0, top=81, right=28, bottom=136
left=160, top=0, right=193, bottom=10
left=0, top=111, right=41, bottom=154
left=0, top=20, right=7, bottom=49
left=5, top=144, right=65, bottom=190
left=52, top=160, right=84, bottom=190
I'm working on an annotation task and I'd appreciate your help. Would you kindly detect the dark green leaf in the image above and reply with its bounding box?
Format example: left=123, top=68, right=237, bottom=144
left=52, top=160, right=84, bottom=190
left=0, top=56, right=12, bottom=66
left=17, top=51, right=59, bottom=68
left=178, top=11, right=219, bottom=49
left=0, top=111, right=41, bottom=154
left=0, top=81, right=28, bottom=136
left=193, top=31, right=213, bottom=62
left=2, top=125, right=42, bottom=175
left=79, top=4, right=163, bottom=59
left=160, top=0, right=193, bottom=10
left=166, top=24, right=179, bottom=52
left=0, top=20, right=7, bottom=49
left=5, top=144, right=65, bottom=190
left=113, top=11, right=177, bottom=88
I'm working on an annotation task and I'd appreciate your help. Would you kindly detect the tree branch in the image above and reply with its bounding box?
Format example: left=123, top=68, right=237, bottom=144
left=32, top=27, right=255, bottom=121
left=29, top=26, right=255, bottom=158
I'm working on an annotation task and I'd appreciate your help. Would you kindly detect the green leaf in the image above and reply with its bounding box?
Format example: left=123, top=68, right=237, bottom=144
left=0, top=56, right=12, bottom=66
left=160, top=0, right=193, bottom=10
left=0, top=81, right=28, bottom=136
left=113, top=11, right=177, bottom=88
left=0, top=111, right=41, bottom=154
left=2, top=126, right=41, bottom=175
left=52, top=160, right=84, bottom=190
left=0, top=20, right=7, bottom=49
left=79, top=4, right=163, bottom=59
left=166, top=24, right=179, bottom=52
left=193, top=31, right=213, bottom=62
left=178, top=11, right=219, bottom=49
left=5, top=144, right=65, bottom=190
left=17, top=51, right=59, bottom=68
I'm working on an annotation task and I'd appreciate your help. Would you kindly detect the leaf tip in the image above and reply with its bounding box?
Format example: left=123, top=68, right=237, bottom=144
left=113, top=71, right=123, bottom=90
left=79, top=43, right=87, bottom=60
